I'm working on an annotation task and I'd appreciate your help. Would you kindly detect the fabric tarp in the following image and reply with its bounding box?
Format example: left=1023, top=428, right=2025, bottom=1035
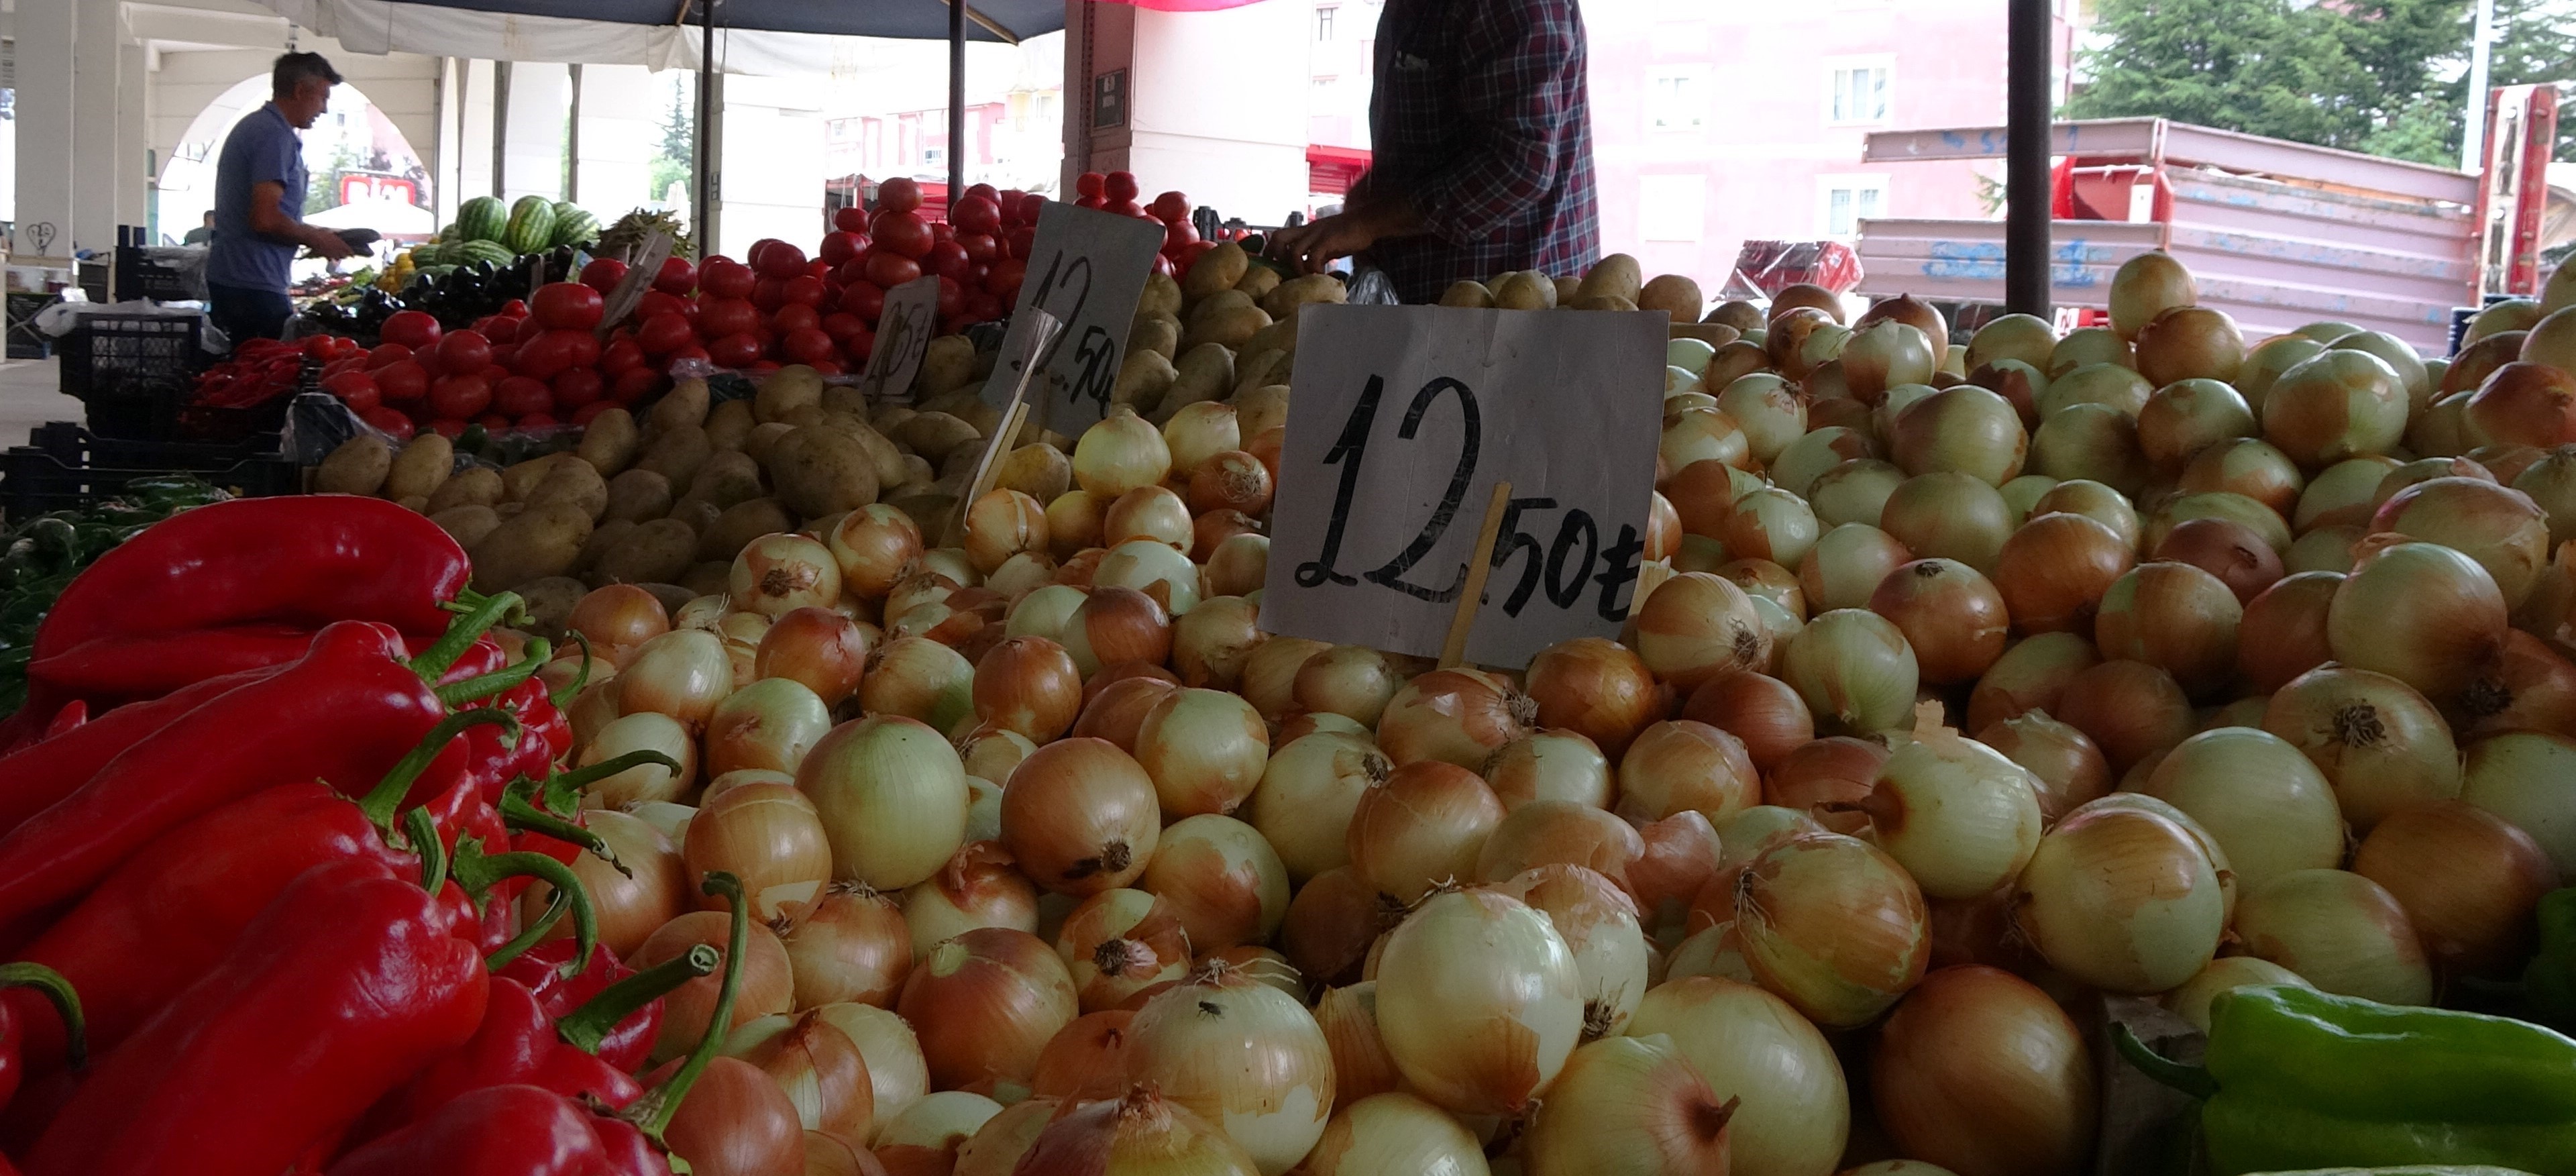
left=257, top=0, right=1063, bottom=73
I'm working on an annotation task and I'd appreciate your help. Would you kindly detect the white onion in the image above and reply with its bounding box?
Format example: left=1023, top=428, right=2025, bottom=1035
left=2230, top=868, right=2432, bottom=1006
left=2011, top=798, right=2226, bottom=994
left=1627, top=977, right=1848, bottom=1176
left=1296, top=1092, right=1489, bottom=1176
left=1138, top=814, right=1293, bottom=952
left=1519, top=1034, right=1737, bottom=1176
left=1863, top=726, right=2045, bottom=900
left=2139, top=726, right=2345, bottom=888
left=1245, top=732, right=1389, bottom=884
left=797, top=714, right=970, bottom=890
left=1780, top=609, right=1921, bottom=735
left=2161, top=956, right=2313, bottom=1032
left=1495, top=864, right=1652, bottom=1038
left=1126, top=961, right=1336, bottom=1175
left=2461, top=730, right=2576, bottom=881
left=1373, top=889, right=1583, bottom=1117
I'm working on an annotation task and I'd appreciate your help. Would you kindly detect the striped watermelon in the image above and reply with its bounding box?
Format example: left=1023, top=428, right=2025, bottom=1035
left=548, top=203, right=600, bottom=249
left=455, top=239, right=518, bottom=268
left=456, top=196, right=509, bottom=243
left=504, top=197, right=557, bottom=255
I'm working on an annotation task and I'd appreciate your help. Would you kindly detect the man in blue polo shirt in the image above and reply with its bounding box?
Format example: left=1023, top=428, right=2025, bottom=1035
left=207, top=51, right=354, bottom=345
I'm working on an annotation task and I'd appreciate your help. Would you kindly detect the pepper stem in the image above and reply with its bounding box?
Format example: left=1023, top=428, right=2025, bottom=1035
left=490, top=890, right=569, bottom=971
left=405, top=807, right=449, bottom=894
left=437, top=637, right=553, bottom=707
left=634, top=871, right=748, bottom=1142
left=547, top=750, right=683, bottom=810
left=2111, top=1022, right=2218, bottom=1101
left=449, top=836, right=598, bottom=979
left=498, top=776, right=623, bottom=874
left=412, top=590, right=528, bottom=680
left=552, top=631, right=596, bottom=712
left=557, top=945, right=719, bottom=1055
left=0, top=963, right=86, bottom=1071
left=359, top=710, right=523, bottom=833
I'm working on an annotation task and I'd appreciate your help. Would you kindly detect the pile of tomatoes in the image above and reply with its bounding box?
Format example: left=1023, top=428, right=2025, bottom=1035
left=317, top=262, right=657, bottom=441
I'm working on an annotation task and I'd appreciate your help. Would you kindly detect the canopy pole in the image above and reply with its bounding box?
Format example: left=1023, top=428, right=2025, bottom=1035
left=2005, top=0, right=2051, bottom=317
left=949, top=0, right=967, bottom=209
left=696, top=0, right=714, bottom=258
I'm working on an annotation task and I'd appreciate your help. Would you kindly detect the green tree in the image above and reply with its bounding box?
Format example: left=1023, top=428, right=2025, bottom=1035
left=647, top=79, right=694, bottom=206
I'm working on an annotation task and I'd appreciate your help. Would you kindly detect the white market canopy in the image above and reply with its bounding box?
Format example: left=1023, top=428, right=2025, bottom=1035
left=257, top=0, right=1069, bottom=74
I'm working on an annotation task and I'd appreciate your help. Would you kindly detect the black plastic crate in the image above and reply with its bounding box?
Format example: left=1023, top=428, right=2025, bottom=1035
left=0, top=422, right=297, bottom=520
left=58, top=313, right=207, bottom=441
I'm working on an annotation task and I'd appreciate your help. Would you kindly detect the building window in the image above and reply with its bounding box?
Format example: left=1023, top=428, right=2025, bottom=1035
left=1646, top=67, right=1707, bottom=132
left=1828, top=60, right=1892, bottom=125
left=1817, top=174, right=1888, bottom=237
left=1640, top=174, right=1705, bottom=242
left=1316, top=7, right=1337, bottom=40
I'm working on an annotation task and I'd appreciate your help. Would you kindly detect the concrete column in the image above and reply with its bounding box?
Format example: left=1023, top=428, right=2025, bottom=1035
left=457, top=60, right=497, bottom=201
left=715, top=74, right=824, bottom=259
left=13, top=0, right=76, bottom=263
left=572, top=64, right=660, bottom=217
left=433, top=58, right=464, bottom=225
left=73, top=0, right=123, bottom=253
left=499, top=62, right=569, bottom=204
left=120, top=44, right=151, bottom=235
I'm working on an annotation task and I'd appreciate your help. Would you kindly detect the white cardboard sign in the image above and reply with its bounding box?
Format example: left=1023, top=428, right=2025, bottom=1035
left=977, top=201, right=1167, bottom=433
left=862, top=274, right=941, bottom=400
left=1260, top=305, right=1668, bottom=668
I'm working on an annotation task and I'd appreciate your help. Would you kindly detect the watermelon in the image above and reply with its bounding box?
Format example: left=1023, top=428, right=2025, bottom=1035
left=455, top=239, right=518, bottom=268
left=548, top=203, right=600, bottom=249
left=504, top=197, right=557, bottom=256
left=457, top=196, right=509, bottom=243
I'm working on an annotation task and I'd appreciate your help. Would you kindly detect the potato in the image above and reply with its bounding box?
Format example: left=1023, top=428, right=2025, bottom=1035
left=1438, top=280, right=1497, bottom=308
left=922, top=390, right=982, bottom=419
left=636, top=426, right=714, bottom=486
left=649, top=378, right=713, bottom=434
left=1130, top=315, right=1181, bottom=362
left=603, top=469, right=676, bottom=524
left=767, top=425, right=881, bottom=519
left=1157, top=343, right=1238, bottom=422
left=1493, top=272, right=1556, bottom=311
left=994, top=442, right=1073, bottom=504
left=823, top=418, right=908, bottom=490
left=470, top=502, right=594, bottom=593
left=426, top=466, right=504, bottom=514
left=394, top=495, right=429, bottom=513
left=705, top=400, right=755, bottom=451
left=1576, top=254, right=1644, bottom=305
left=1553, top=276, right=1584, bottom=305
left=1234, top=266, right=1282, bottom=303
left=898, top=412, right=983, bottom=466
left=578, top=518, right=639, bottom=575
left=317, top=436, right=394, bottom=497
left=1706, top=301, right=1768, bottom=333
left=1183, top=296, right=1272, bottom=353
left=576, top=409, right=641, bottom=476
left=1234, top=350, right=1289, bottom=399
left=519, top=576, right=587, bottom=639
left=822, top=384, right=869, bottom=418
left=1182, top=242, right=1250, bottom=303
left=884, top=491, right=957, bottom=528
left=1259, top=274, right=1346, bottom=322
left=898, top=452, right=937, bottom=488
left=1639, top=274, right=1705, bottom=323
left=1243, top=318, right=1300, bottom=360
left=527, top=458, right=610, bottom=521
left=872, top=405, right=920, bottom=435
left=1113, top=350, right=1179, bottom=413
left=940, top=443, right=990, bottom=484
left=1234, top=384, right=1291, bottom=438
left=592, top=518, right=698, bottom=586
left=431, top=505, right=503, bottom=549
left=502, top=454, right=576, bottom=503
left=682, top=450, right=765, bottom=512
left=755, top=366, right=825, bottom=423
left=918, top=336, right=977, bottom=397
left=681, top=561, right=735, bottom=598
left=386, top=433, right=456, bottom=502
left=667, top=498, right=722, bottom=540
left=745, top=421, right=795, bottom=466
left=1572, top=295, right=1640, bottom=312
left=698, top=497, right=796, bottom=562
left=777, top=403, right=825, bottom=429
left=1138, top=271, right=1185, bottom=319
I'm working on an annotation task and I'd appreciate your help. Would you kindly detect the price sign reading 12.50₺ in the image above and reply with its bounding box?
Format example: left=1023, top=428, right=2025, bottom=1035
left=1262, top=305, right=1668, bottom=667
left=978, top=202, right=1165, bottom=433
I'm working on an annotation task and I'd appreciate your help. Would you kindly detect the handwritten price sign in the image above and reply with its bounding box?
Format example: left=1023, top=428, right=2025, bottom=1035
left=977, top=202, right=1165, bottom=433
left=1261, top=305, right=1668, bottom=667
left=862, top=274, right=941, bottom=400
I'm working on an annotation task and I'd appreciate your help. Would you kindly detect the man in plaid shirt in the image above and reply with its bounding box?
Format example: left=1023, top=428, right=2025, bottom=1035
left=1267, top=0, right=1600, bottom=305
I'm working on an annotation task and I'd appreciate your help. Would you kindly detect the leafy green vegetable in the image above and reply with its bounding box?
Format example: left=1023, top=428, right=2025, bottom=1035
left=0, top=478, right=232, bottom=711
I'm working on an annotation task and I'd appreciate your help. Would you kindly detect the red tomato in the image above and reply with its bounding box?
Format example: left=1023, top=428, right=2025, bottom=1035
left=325, top=370, right=382, bottom=414
left=1150, top=253, right=1175, bottom=278
left=966, top=182, right=1000, bottom=205
left=637, top=290, right=687, bottom=322
left=517, top=411, right=561, bottom=431
left=700, top=258, right=756, bottom=300
left=782, top=275, right=828, bottom=309
left=810, top=359, right=843, bottom=376
left=600, top=336, right=648, bottom=376
left=932, top=222, right=954, bottom=246
left=821, top=311, right=866, bottom=341
left=1017, top=193, right=1049, bottom=227
left=839, top=281, right=887, bottom=321
left=1150, top=191, right=1191, bottom=223
left=1106, top=199, right=1145, bottom=219
left=865, top=250, right=924, bottom=287
left=966, top=290, right=1003, bottom=323
left=376, top=359, right=430, bottom=403
left=985, top=258, right=1028, bottom=298
left=532, top=282, right=606, bottom=331
left=489, top=345, right=519, bottom=371
left=872, top=211, right=934, bottom=260
left=655, top=256, right=698, bottom=295
left=553, top=330, right=601, bottom=370
left=1076, top=195, right=1106, bottom=211
left=708, top=332, right=763, bottom=368
left=1177, top=239, right=1218, bottom=268
left=969, top=262, right=991, bottom=286
left=667, top=343, right=709, bottom=367
left=477, top=413, right=512, bottom=432
left=494, top=375, right=553, bottom=417
left=935, top=276, right=965, bottom=319
left=952, top=195, right=1002, bottom=236
left=611, top=368, right=663, bottom=405
left=1076, top=172, right=1106, bottom=199
left=481, top=364, right=512, bottom=386
left=515, top=316, right=547, bottom=344
left=958, top=233, right=1000, bottom=266
left=926, top=240, right=970, bottom=280
left=833, top=206, right=871, bottom=233
left=819, top=231, right=865, bottom=267
left=771, top=303, right=822, bottom=335
left=842, top=324, right=875, bottom=360
left=1163, top=218, right=1200, bottom=253
left=572, top=400, right=616, bottom=425
left=783, top=327, right=837, bottom=365
left=551, top=367, right=606, bottom=411
left=360, top=406, right=415, bottom=439
left=878, top=176, right=923, bottom=214
left=746, top=239, right=783, bottom=272
left=381, top=310, right=442, bottom=350
left=429, top=373, right=492, bottom=419
left=835, top=258, right=873, bottom=288
left=637, top=312, right=695, bottom=356
left=366, top=343, right=411, bottom=370
left=751, top=276, right=786, bottom=311
left=1105, top=171, right=1140, bottom=201
left=580, top=258, right=631, bottom=293
left=757, top=241, right=809, bottom=280
left=513, top=331, right=576, bottom=380
left=700, top=298, right=761, bottom=339
left=1006, top=226, right=1037, bottom=260
left=498, top=299, right=529, bottom=318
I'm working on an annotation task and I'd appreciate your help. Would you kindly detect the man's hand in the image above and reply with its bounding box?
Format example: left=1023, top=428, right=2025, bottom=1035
left=303, top=227, right=355, bottom=262
left=1267, top=199, right=1426, bottom=276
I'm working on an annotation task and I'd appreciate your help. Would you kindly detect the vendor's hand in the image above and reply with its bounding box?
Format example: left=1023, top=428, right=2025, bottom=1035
left=1267, top=210, right=1388, bottom=276
left=305, top=229, right=356, bottom=261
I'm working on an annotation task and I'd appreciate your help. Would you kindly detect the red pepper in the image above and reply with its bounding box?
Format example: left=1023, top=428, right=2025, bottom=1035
left=0, top=965, right=80, bottom=1117
left=0, top=665, right=278, bottom=835
left=36, top=704, right=79, bottom=740
left=18, top=623, right=321, bottom=714
left=0, top=621, right=446, bottom=932
left=495, top=939, right=668, bottom=1076
left=22, top=857, right=491, bottom=1176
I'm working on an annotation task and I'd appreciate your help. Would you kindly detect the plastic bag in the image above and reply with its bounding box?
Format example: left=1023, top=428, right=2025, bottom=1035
left=1723, top=241, right=1864, bottom=301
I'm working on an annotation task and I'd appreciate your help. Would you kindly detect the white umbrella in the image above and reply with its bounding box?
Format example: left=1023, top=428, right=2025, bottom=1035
left=304, top=197, right=437, bottom=237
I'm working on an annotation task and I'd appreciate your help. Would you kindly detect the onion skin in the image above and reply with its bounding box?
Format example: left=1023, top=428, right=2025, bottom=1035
left=1680, top=672, right=1815, bottom=772
left=1615, top=719, right=1759, bottom=825
left=971, top=636, right=1084, bottom=743
left=1013, top=1085, right=1260, bottom=1176
left=663, top=1056, right=807, bottom=1176
left=2230, top=868, right=2433, bottom=1006
left=1780, top=609, right=1921, bottom=737
left=1071, top=675, right=1181, bottom=753
left=2461, top=730, right=2576, bottom=881
left=2053, top=659, right=2196, bottom=773
left=2263, top=663, right=2463, bottom=831
left=1375, top=668, right=1534, bottom=769
left=2237, top=572, right=2341, bottom=694
left=1346, top=761, right=1506, bottom=904
left=1373, top=889, right=1584, bottom=1118
left=1281, top=868, right=1397, bottom=987
left=1295, top=1091, right=1488, bottom=1176
left=1864, top=731, right=2046, bottom=900
left=1764, top=736, right=1892, bottom=830
left=1000, top=737, right=1163, bottom=896
left=2328, top=538, right=2509, bottom=700
left=2451, top=629, right=2576, bottom=739
left=1870, top=558, right=2010, bottom=684
left=2151, top=517, right=2281, bottom=606
left=782, top=881, right=913, bottom=1009
left=636, top=911, right=796, bottom=1064
left=1247, top=732, right=1389, bottom=884
left=1134, top=688, right=1271, bottom=818
left=2353, top=800, right=2557, bottom=977
left=1967, top=633, right=2102, bottom=732
left=1138, top=814, right=1291, bottom=952
left=1633, top=572, right=1774, bottom=690
left=1974, top=711, right=2111, bottom=823
left=2011, top=800, right=2226, bottom=994
left=2092, top=562, right=2243, bottom=699
left=1525, top=637, right=1670, bottom=757
left=1124, top=963, right=1336, bottom=1175
left=1033, top=1010, right=1136, bottom=1103
left=1312, top=987, right=1406, bottom=1107
left=1627, top=976, right=1849, bottom=1176
left=896, top=927, right=1079, bottom=1098
left=1872, top=966, right=2098, bottom=1176
left=1733, top=832, right=1931, bottom=1027
left=1519, top=1034, right=1737, bottom=1176
left=2140, top=727, right=2345, bottom=890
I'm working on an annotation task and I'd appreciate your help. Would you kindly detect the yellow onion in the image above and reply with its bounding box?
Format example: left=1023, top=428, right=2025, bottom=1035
left=1161, top=400, right=1242, bottom=472
left=1475, top=800, right=1645, bottom=890
left=2054, top=659, right=2194, bottom=773
left=1807, top=458, right=1907, bottom=531
left=1973, top=711, right=2110, bottom=823
left=570, top=584, right=671, bottom=668
left=1871, top=965, right=2097, bottom=1176
left=965, top=636, right=1083, bottom=745
left=1001, top=738, right=1162, bottom=896
left=2263, top=663, right=2462, bottom=831
left=1375, top=889, right=1583, bottom=1117
left=2011, top=799, right=2226, bottom=994
left=1014, top=1085, right=1258, bottom=1176
left=1311, top=984, right=1403, bottom=1104
left=830, top=504, right=924, bottom=600
left=2178, top=436, right=2306, bottom=518
left=2285, top=525, right=2364, bottom=574
left=2237, top=333, right=2328, bottom=409
left=1074, top=407, right=1175, bottom=498
left=2151, top=517, right=2282, bottom=606
left=1615, top=720, right=1758, bottom=824
left=2163, top=956, right=2314, bottom=1032
left=2516, top=447, right=2576, bottom=546
left=2138, top=377, right=2257, bottom=470
left=873, top=1089, right=1003, bottom=1172
left=781, top=881, right=912, bottom=1008
left=2465, top=360, right=2576, bottom=447
left=1762, top=737, right=1888, bottom=832
left=2092, top=562, right=2241, bottom=698
left=1660, top=406, right=1754, bottom=472
left=896, top=927, right=1078, bottom=1097
left=1246, top=732, right=1388, bottom=883
left=1130, top=688, right=1269, bottom=818
left=1034, top=1010, right=1136, bottom=1103
left=621, top=629, right=735, bottom=730
left=1125, top=961, right=1334, bottom=1174
left=1283, top=870, right=1396, bottom=987
left=1045, top=492, right=1107, bottom=562
left=1722, top=487, right=1822, bottom=570
left=2353, top=800, right=2557, bottom=977
left=1627, top=977, right=1848, bottom=1176
left=1346, top=761, right=1505, bottom=903
left=1678, top=673, right=1813, bottom=775
left=755, top=606, right=870, bottom=708
left=1891, top=384, right=2028, bottom=486
left=2141, top=727, right=2344, bottom=888
left=963, top=489, right=1050, bottom=576
left=2261, top=350, right=2410, bottom=468
left=1056, top=888, right=1193, bottom=1013
left=1071, top=676, right=1179, bottom=753
left=731, top=1010, right=877, bottom=1144
left=2369, top=456, right=2498, bottom=515
left=806, top=1002, right=927, bottom=1123
left=987, top=551, right=1061, bottom=602
left=687, top=780, right=833, bottom=920
left=1297, top=1092, right=1487, bottom=1176
left=1139, top=814, right=1291, bottom=951
left=2143, top=490, right=2291, bottom=556
left=2231, top=868, right=2432, bottom=1006
left=2453, top=629, right=2576, bottom=739
left=1862, top=727, right=2045, bottom=900
left=1525, top=637, right=1668, bottom=757
left=1238, top=637, right=1328, bottom=722
left=1870, top=559, right=2009, bottom=685
left=1172, top=596, right=1266, bottom=690
left=734, top=533, right=845, bottom=619
left=1880, top=472, right=2015, bottom=574
left=902, top=841, right=1041, bottom=955
left=1375, top=668, right=1533, bottom=769
left=798, top=714, right=969, bottom=891
left=1097, top=486, right=1190, bottom=553
left=636, top=911, right=795, bottom=1063
left=2373, top=476, right=2552, bottom=607
left=523, top=809, right=688, bottom=959
left=857, top=637, right=975, bottom=735
left=1093, top=539, right=1199, bottom=616
left=2028, top=478, right=2143, bottom=549
left=1006, top=584, right=1089, bottom=645
left=1520, top=1034, right=1736, bottom=1176
left=578, top=712, right=697, bottom=809
left=951, top=1096, right=1063, bottom=1176
left=1780, top=609, right=1919, bottom=736
left=1483, top=729, right=1615, bottom=810
left=2296, top=455, right=2406, bottom=531
left=2039, top=362, right=2153, bottom=419
left=1061, top=586, right=1174, bottom=679
left=1632, top=572, right=1772, bottom=690
left=2329, top=538, right=2508, bottom=699
left=1497, top=864, right=1652, bottom=1038
left=663, top=1055, right=805, bottom=1176
left=1203, top=533, right=1270, bottom=599
left=1799, top=525, right=1913, bottom=614
left=1293, top=645, right=1408, bottom=729
left=2029, top=403, right=2153, bottom=497
left=1665, top=458, right=1751, bottom=536
left=2461, top=730, right=2576, bottom=880
left=1966, top=631, right=2101, bottom=731
left=1187, top=451, right=1275, bottom=521
left=1715, top=372, right=1810, bottom=464
left=1843, top=319, right=1937, bottom=402
left=1731, top=832, right=1929, bottom=1027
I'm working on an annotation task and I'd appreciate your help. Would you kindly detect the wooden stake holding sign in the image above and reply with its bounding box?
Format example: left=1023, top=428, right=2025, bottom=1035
left=942, top=309, right=1065, bottom=548
left=1439, top=480, right=1517, bottom=668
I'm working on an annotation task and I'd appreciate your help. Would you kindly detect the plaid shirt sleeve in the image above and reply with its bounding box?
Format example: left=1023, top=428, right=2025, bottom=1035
left=1403, top=0, right=1586, bottom=242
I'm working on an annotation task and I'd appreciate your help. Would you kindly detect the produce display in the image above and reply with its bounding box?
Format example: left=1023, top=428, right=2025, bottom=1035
left=19, top=221, right=2576, bottom=1176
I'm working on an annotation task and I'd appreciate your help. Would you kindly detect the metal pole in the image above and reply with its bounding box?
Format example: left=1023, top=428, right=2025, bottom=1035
left=949, top=0, right=967, bottom=207
left=2005, top=0, right=2051, bottom=317
left=2463, top=0, right=2496, bottom=172
left=696, top=0, right=714, bottom=258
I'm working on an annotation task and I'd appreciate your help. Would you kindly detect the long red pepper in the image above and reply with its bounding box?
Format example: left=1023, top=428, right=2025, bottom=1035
left=0, top=621, right=446, bottom=930
left=0, top=664, right=278, bottom=835
left=0, top=965, right=80, bottom=1117
left=494, top=939, right=667, bottom=1075
left=22, top=857, right=492, bottom=1176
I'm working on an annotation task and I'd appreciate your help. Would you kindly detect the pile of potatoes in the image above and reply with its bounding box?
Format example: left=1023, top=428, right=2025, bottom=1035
left=1106, top=239, right=1343, bottom=427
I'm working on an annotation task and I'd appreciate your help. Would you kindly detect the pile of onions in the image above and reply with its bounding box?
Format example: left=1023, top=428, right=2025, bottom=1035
left=1346, top=761, right=1505, bottom=904
left=527, top=809, right=689, bottom=959
left=1373, top=889, right=1582, bottom=1117
left=1134, top=688, right=1271, bottom=817
left=951, top=1096, right=1062, bottom=1176
left=798, top=714, right=969, bottom=891
left=1627, top=977, right=1850, bottom=1176
left=1375, top=668, right=1534, bottom=769
left=1763, top=736, right=1890, bottom=831
left=700, top=672, right=828, bottom=774
left=1615, top=720, right=1758, bottom=824
left=2372, top=476, right=2553, bottom=607
left=1014, top=1086, right=1259, bottom=1175
left=1071, top=676, right=1177, bottom=752
left=2053, top=660, right=2195, bottom=773
left=1731, top=833, right=1930, bottom=1026
left=686, top=779, right=833, bottom=920
left=2139, top=727, right=2343, bottom=888
left=1139, top=814, right=1291, bottom=951
left=963, top=489, right=1050, bottom=575
left=1779, top=610, right=1920, bottom=735
left=2137, top=376, right=2256, bottom=469
left=2229, top=869, right=2432, bottom=1006
left=2459, top=731, right=2576, bottom=879
left=1519, top=1034, right=1737, bottom=1176
left=1062, top=586, right=1175, bottom=678
left=1631, top=573, right=1772, bottom=690
left=1799, top=523, right=1913, bottom=614
left=2261, top=664, right=2463, bottom=831
left=2011, top=800, right=2225, bottom=994
left=1000, top=738, right=1163, bottom=896
left=1496, top=863, right=1653, bottom=1038
left=858, top=637, right=975, bottom=735
left=663, top=1055, right=804, bottom=1176
left=2352, top=800, right=2556, bottom=977
left=1483, top=729, right=1616, bottom=810
left=1681, top=671, right=1815, bottom=771
left=781, top=881, right=912, bottom=1008
left=1295, top=1092, right=1487, bottom=1176
left=727, top=1009, right=878, bottom=1143
left=1972, top=711, right=2110, bottom=822
left=1311, top=984, right=1403, bottom=1103
left=1868, top=559, right=2010, bottom=684
left=971, top=636, right=1084, bottom=743
left=2328, top=538, right=2509, bottom=699
left=1862, top=727, right=2045, bottom=900
left=1475, top=800, right=1645, bottom=890
left=2237, top=572, right=2341, bottom=692
left=1524, top=637, right=1668, bottom=757
left=635, top=910, right=795, bottom=1063
left=2092, top=562, right=2243, bottom=697
left=896, top=927, right=1078, bottom=1096
left=1870, top=966, right=2097, bottom=1176
left=754, top=606, right=869, bottom=707
left=1965, top=632, right=2101, bottom=731
left=901, top=841, right=1041, bottom=954
left=1125, top=962, right=1336, bottom=1173
left=1879, top=472, right=2015, bottom=573
left=1246, top=731, right=1389, bottom=881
